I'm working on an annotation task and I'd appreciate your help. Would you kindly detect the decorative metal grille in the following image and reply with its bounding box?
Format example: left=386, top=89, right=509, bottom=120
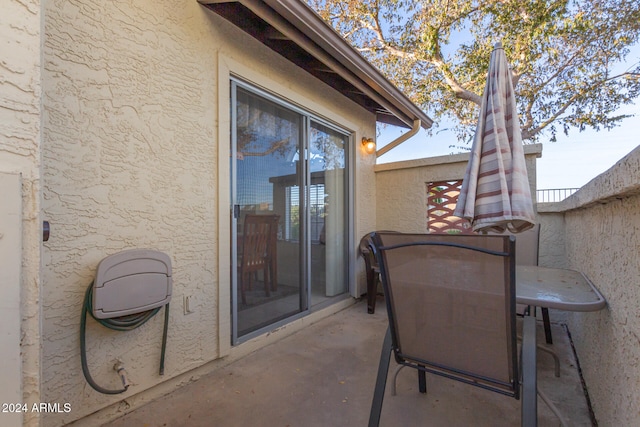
left=427, top=181, right=473, bottom=234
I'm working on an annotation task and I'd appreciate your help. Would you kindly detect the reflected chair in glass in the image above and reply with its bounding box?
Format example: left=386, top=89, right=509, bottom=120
left=238, top=214, right=279, bottom=305
left=368, top=232, right=537, bottom=427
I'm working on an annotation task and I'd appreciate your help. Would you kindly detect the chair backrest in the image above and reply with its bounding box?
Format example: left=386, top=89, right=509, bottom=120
left=432, top=221, right=540, bottom=266
left=371, top=232, right=519, bottom=398
left=241, top=214, right=279, bottom=272
left=359, top=231, right=398, bottom=270
left=359, top=232, right=377, bottom=271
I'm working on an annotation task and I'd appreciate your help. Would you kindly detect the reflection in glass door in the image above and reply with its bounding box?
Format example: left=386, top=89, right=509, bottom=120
left=232, top=84, right=304, bottom=340
left=309, top=121, right=347, bottom=306
left=230, top=81, right=349, bottom=342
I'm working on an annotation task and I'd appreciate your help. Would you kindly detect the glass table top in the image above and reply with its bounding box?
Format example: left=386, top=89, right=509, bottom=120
left=516, top=266, right=606, bottom=312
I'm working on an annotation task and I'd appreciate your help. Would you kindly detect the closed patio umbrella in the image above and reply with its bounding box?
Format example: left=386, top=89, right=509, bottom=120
left=454, top=42, right=536, bottom=233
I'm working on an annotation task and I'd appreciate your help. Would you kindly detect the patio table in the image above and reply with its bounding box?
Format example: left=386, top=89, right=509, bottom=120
left=514, top=265, right=606, bottom=427
left=516, top=266, right=607, bottom=312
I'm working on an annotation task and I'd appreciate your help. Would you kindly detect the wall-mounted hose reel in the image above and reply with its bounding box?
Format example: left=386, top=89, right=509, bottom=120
left=80, top=249, right=172, bottom=394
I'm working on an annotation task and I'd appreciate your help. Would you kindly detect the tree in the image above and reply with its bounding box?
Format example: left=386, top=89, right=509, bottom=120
left=308, top=0, right=640, bottom=142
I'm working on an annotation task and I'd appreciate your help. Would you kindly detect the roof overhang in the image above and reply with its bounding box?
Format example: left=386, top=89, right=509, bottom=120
left=198, top=0, right=432, bottom=130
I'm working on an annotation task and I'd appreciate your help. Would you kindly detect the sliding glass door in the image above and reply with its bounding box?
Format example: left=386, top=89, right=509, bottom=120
left=230, top=80, right=349, bottom=342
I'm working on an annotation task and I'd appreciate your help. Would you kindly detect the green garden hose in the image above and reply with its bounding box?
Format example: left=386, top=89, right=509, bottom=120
left=80, top=281, right=170, bottom=394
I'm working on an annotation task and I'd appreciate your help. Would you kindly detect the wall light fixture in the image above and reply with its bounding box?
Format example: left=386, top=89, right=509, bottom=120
left=361, top=137, right=376, bottom=155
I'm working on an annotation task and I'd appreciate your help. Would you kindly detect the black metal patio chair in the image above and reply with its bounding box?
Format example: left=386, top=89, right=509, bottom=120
left=359, top=232, right=380, bottom=314
left=368, top=232, right=538, bottom=427
left=359, top=231, right=396, bottom=314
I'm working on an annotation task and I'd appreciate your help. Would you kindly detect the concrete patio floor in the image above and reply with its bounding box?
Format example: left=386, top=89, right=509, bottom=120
left=102, top=298, right=593, bottom=427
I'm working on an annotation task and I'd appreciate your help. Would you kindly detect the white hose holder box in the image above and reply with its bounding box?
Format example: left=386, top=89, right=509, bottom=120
left=93, top=249, right=172, bottom=319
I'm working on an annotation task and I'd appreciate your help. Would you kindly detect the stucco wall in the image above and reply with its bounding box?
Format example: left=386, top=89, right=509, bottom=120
left=1, top=1, right=43, bottom=426
left=374, top=144, right=542, bottom=233
left=40, top=1, right=375, bottom=426
left=536, top=211, right=566, bottom=268
left=538, top=145, right=640, bottom=426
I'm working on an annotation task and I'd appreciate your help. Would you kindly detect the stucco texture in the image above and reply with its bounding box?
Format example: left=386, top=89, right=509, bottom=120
left=541, top=145, right=640, bottom=427
left=564, top=196, right=640, bottom=426
left=40, top=1, right=375, bottom=426
left=1, top=1, right=43, bottom=426
left=42, top=3, right=218, bottom=425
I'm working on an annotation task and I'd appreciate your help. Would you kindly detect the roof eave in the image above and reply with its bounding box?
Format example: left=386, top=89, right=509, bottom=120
left=198, top=0, right=433, bottom=130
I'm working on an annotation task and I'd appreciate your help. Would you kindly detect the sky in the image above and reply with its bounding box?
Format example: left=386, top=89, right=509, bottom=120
left=376, top=105, right=639, bottom=190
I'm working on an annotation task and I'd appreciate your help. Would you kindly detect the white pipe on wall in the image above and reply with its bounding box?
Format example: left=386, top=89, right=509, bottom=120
left=376, top=119, right=421, bottom=158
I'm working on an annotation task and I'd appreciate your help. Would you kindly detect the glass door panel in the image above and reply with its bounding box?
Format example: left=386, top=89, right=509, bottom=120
left=309, top=121, right=348, bottom=306
left=232, top=86, right=305, bottom=339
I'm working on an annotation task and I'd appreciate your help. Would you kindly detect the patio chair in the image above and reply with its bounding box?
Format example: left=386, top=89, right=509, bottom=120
left=359, top=232, right=379, bottom=314
left=238, top=214, right=279, bottom=305
left=360, top=230, right=395, bottom=314
left=368, top=232, right=537, bottom=427
left=359, top=231, right=396, bottom=314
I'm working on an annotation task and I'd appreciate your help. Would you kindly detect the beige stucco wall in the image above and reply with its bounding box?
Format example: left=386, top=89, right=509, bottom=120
left=374, top=144, right=542, bottom=232
left=536, top=211, right=566, bottom=268
left=1, top=1, right=43, bottom=426
left=39, top=1, right=375, bottom=426
left=538, top=145, right=640, bottom=426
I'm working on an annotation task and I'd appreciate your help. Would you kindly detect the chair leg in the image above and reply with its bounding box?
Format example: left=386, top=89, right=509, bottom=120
left=263, top=266, right=271, bottom=297
left=418, top=366, right=427, bottom=394
left=390, top=362, right=427, bottom=395
left=516, top=335, right=560, bottom=378
left=369, top=327, right=392, bottom=427
left=270, top=258, right=278, bottom=292
left=521, top=315, right=538, bottom=427
left=537, top=389, right=570, bottom=427
left=390, top=365, right=405, bottom=396
left=366, top=269, right=376, bottom=314
left=542, top=308, right=553, bottom=344
left=536, top=344, right=560, bottom=378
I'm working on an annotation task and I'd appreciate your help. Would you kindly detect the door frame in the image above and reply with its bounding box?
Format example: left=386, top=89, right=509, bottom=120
left=229, top=78, right=353, bottom=344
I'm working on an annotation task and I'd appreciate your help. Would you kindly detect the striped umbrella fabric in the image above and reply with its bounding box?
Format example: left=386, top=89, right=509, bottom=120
left=454, top=42, right=536, bottom=233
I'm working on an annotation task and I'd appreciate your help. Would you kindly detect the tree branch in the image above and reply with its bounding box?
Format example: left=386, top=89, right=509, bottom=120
left=432, top=56, right=483, bottom=105
left=240, top=138, right=290, bottom=157
left=522, top=71, right=638, bottom=139
left=361, top=8, right=483, bottom=106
